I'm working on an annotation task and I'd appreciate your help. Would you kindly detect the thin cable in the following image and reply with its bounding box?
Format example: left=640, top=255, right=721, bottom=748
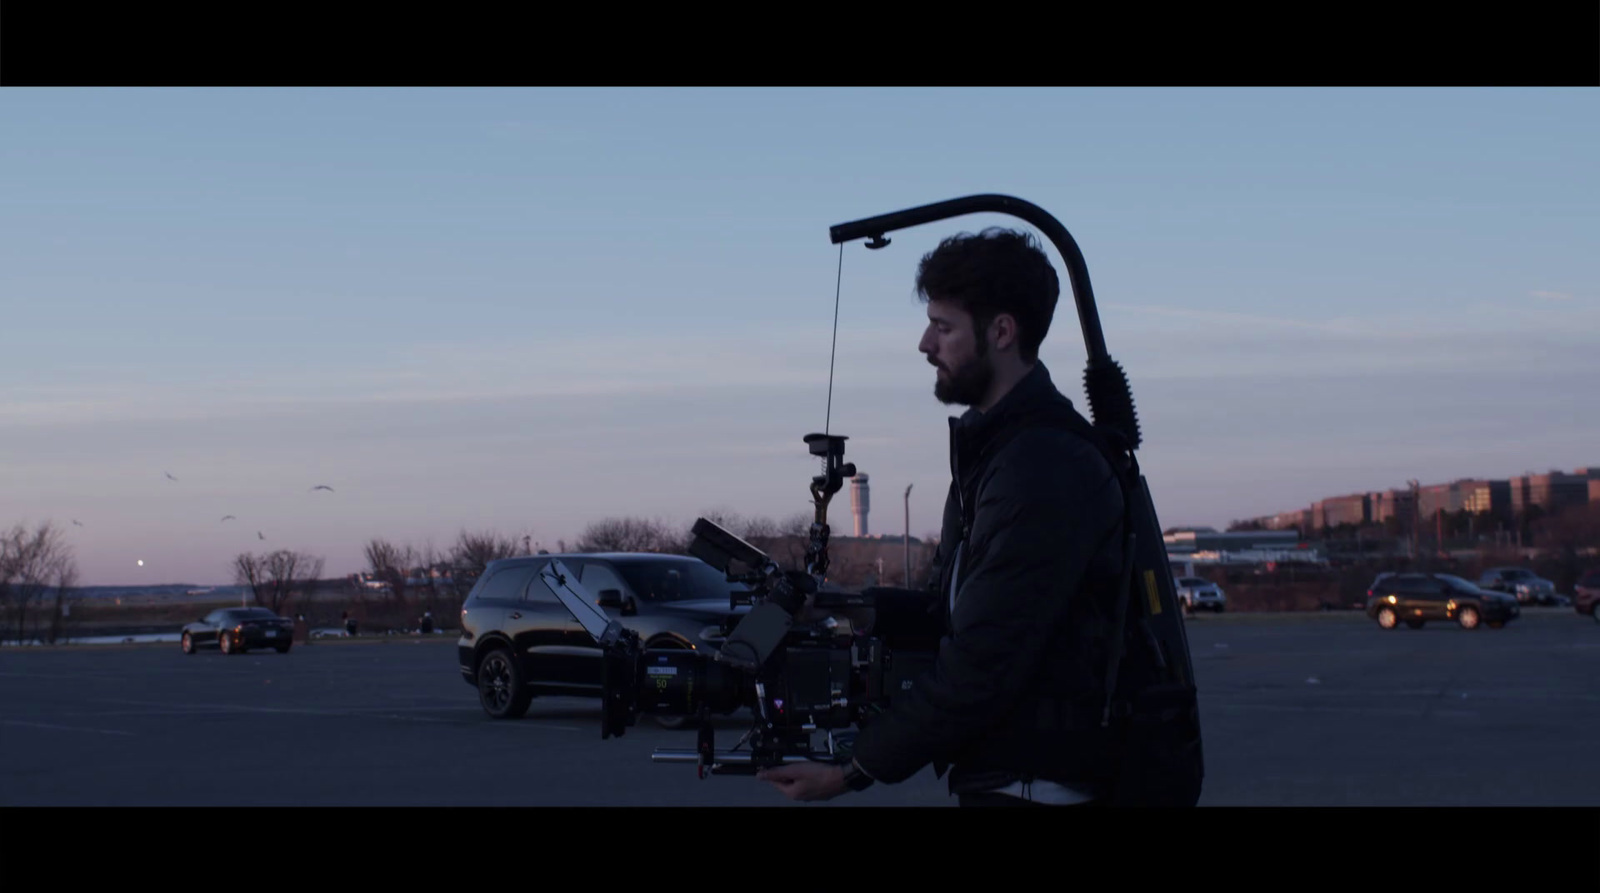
left=825, top=242, right=843, bottom=437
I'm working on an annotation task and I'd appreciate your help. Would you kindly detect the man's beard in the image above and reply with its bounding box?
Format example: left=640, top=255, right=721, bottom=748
left=933, top=341, right=993, bottom=407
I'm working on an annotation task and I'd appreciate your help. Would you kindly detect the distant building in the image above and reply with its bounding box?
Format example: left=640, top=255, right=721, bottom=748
left=1511, top=470, right=1589, bottom=515
left=1459, top=479, right=1513, bottom=520
left=1312, top=493, right=1370, bottom=529
left=1164, top=528, right=1301, bottom=554
left=1417, top=481, right=1468, bottom=519
left=1261, top=509, right=1311, bottom=532
left=1370, top=488, right=1416, bottom=526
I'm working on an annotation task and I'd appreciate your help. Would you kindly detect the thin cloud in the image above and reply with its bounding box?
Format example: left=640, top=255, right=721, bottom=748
left=1101, top=302, right=1377, bottom=337
left=1529, top=290, right=1575, bottom=302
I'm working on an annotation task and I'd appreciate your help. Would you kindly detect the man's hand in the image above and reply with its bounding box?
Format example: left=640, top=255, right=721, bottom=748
left=756, top=761, right=848, bottom=802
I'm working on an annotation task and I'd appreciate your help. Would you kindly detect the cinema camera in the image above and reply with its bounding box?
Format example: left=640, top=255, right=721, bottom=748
left=537, top=431, right=941, bottom=778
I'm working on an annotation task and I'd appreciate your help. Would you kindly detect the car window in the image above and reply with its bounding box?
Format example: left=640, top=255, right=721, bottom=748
left=475, top=565, right=538, bottom=603
left=616, top=558, right=738, bottom=603
left=1435, top=574, right=1486, bottom=594
left=1500, top=569, right=1532, bottom=580
left=580, top=562, right=630, bottom=600
left=203, top=610, right=222, bottom=624
left=521, top=560, right=580, bottom=603
left=1578, top=571, right=1600, bottom=587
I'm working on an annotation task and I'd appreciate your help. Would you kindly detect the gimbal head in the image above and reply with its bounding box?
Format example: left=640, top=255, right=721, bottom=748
left=803, top=433, right=852, bottom=582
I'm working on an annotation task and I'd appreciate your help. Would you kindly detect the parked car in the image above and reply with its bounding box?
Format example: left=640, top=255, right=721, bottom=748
left=183, top=607, right=295, bottom=654
left=1478, top=566, right=1559, bottom=605
left=457, top=552, right=754, bottom=725
left=1175, top=576, right=1226, bottom=613
left=1574, top=569, right=1600, bottom=618
left=1366, top=573, right=1519, bottom=630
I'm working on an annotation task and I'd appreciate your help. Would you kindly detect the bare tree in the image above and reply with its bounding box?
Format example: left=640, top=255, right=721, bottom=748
left=0, top=521, right=78, bottom=645
left=447, top=529, right=521, bottom=600
left=574, top=517, right=678, bottom=553
left=264, top=550, right=324, bottom=615
left=233, top=552, right=266, bottom=605
left=45, top=555, right=80, bottom=645
left=234, top=550, right=323, bottom=614
left=415, top=541, right=447, bottom=618
left=363, top=538, right=416, bottom=610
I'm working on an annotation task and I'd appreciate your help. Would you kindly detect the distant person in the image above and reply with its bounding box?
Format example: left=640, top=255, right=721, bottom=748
left=343, top=610, right=358, bottom=637
left=419, top=610, right=434, bottom=634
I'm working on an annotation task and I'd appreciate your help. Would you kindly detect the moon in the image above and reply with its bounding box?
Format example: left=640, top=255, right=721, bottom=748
left=137, top=559, right=144, bottom=567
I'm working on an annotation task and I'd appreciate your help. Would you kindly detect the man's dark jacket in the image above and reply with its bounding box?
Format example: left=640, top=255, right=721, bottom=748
left=851, top=360, right=1126, bottom=796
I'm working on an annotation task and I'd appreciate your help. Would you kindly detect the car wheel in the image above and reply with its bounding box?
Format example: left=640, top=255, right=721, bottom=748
left=182, top=632, right=195, bottom=655
left=1376, top=607, right=1398, bottom=629
left=1457, top=606, right=1481, bottom=630
left=219, top=632, right=234, bottom=654
left=1213, top=605, right=1225, bottom=614
left=275, top=642, right=291, bottom=654
left=476, top=646, right=532, bottom=719
left=1405, top=619, right=1425, bottom=629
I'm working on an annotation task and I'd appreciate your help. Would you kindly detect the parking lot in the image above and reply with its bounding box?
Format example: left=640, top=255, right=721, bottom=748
left=2, top=608, right=1597, bottom=807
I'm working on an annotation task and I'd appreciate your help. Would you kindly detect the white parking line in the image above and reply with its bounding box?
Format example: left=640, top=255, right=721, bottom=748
left=0, top=719, right=136, bottom=736
left=91, top=699, right=580, bottom=731
left=1211, top=703, right=1481, bottom=718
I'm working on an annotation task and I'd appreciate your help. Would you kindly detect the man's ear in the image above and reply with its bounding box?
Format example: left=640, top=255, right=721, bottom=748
left=989, top=313, right=1018, bottom=352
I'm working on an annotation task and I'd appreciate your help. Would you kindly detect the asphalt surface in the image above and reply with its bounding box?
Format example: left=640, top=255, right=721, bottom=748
left=2, top=607, right=1598, bottom=806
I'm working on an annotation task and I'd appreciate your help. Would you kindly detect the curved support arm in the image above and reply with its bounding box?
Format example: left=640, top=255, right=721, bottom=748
left=829, top=193, right=1107, bottom=364
left=828, top=194, right=1141, bottom=450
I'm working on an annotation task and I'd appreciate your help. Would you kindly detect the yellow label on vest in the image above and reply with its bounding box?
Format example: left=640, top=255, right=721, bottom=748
left=1144, top=569, right=1162, bottom=615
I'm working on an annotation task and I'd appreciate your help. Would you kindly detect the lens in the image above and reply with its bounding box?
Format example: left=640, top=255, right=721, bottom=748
left=638, top=648, right=744, bottom=717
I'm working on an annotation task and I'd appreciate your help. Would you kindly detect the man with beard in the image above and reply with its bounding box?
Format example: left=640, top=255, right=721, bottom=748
left=758, top=227, right=1128, bottom=806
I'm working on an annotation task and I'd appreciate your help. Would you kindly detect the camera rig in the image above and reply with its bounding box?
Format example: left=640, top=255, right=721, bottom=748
left=539, top=194, right=1199, bottom=783
left=539, top=429, right=943, bottom=778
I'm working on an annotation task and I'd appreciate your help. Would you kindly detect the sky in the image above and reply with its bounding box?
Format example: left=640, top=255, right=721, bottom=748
left=2, top=87, right=1596, bottom=586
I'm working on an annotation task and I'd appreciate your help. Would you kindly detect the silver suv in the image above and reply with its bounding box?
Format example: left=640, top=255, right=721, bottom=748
left=1175, top=576, right=1226, bottom=613
left=1478, top=567, right=1558, bottom=605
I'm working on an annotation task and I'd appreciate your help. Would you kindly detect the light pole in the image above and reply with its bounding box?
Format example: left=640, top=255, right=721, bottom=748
left=904, top=484, right=913, bottom=587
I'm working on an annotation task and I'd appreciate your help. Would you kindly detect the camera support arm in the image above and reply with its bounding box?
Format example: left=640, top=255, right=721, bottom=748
left=830, top=194, right=1141, bottom=454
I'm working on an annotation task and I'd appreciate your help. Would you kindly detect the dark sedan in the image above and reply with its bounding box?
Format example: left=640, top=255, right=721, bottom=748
left=458, top=552, right=753, bottom=724
left=1575, top=569, right=1600, bottom=618
left=1366, top=572, right=1520, bottom=630
left=183, top=607, right=295, bottom=654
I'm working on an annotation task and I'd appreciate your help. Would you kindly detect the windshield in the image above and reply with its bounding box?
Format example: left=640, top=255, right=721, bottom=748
left=225, top=608, right=278, bottom=620
left=1436, top=574, right=1489, bottom=593
left=1500, top=569, right=1533, bottom=580
left=615, top=558, right=747, bottom=603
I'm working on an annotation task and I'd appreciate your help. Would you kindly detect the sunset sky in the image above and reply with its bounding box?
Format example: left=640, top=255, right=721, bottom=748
left=3, top=88, right=1596, bottom=585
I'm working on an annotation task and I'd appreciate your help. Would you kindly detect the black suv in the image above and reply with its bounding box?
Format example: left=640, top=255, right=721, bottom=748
left=457, top=552, right=752, bottom=723
left=1366, top=572, right=1520, bottom=630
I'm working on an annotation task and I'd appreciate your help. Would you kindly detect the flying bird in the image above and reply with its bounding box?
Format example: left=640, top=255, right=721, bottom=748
left=310, top=485, right=335, bottom=492
left=164, top=472, right=178, bottom=482
left=72, top=519, right=83, bottom=527
left=258, top=531, right=266, bottom=540
left=221, top=515, right=236, bottom=522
